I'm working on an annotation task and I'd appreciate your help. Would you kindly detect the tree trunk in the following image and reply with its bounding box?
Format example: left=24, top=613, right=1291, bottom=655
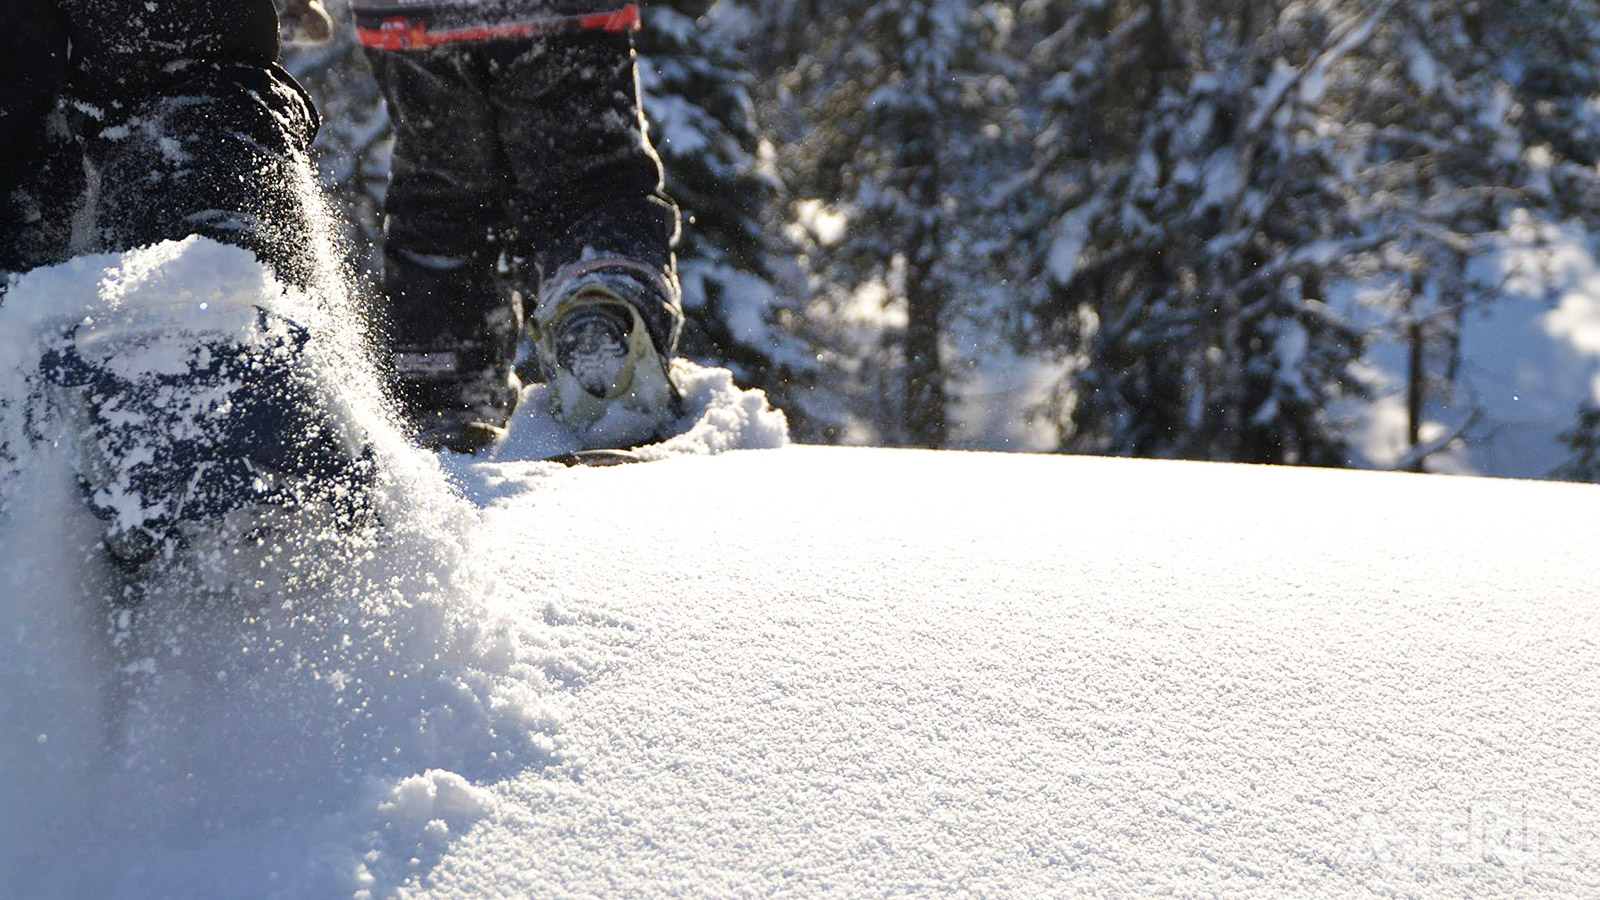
left=901, top=5, right=947, bottom=449
left=903, top=144, right=947, bottom=448
left=1406, top=319, right=1426, bottom=473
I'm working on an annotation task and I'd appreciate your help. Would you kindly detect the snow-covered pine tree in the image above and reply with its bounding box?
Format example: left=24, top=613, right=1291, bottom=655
left=1325, top=2, right=1550, bottom=471
left=1480, top=0, right=1600, bottom=223
left=760, top=0, right=1015, bottom=448
left=1320, top=0, right=1600, bottom=472
left=1021, top=0, right=1600, bottom=471
left=1472, top=0, right=1600, bottom=478
left=1554, top=402, right=1600, bottom=483
left=1018, top=0, right=1377, bottom=465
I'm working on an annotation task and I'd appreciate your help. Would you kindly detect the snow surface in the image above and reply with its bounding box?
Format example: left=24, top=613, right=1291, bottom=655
left=403, top=450, right=1600, bottom=899
left=2, top=242, right=1598, bottom=898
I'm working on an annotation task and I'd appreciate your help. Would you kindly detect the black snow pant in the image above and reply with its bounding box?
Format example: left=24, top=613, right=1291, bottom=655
left=0, top=0, right=320, bottom=286
left=364, top=30, right=680, bottom=423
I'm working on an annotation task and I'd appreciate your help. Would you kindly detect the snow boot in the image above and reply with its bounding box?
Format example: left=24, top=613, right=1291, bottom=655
left=530, top=269, right=680, bottom=447
left=403, top=368, right=522, bottom=455
left=382, top=244, right=523, bottom=455
left=392, top=337, right=522, bottom=455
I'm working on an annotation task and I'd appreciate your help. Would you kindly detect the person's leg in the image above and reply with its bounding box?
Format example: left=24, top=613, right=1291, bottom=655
left=26, top=0, right=374, bottom=567
left=492, top=31, right=681, bottom=351
left=90, top=63, right=324, bottom=286
left=364, top=45, right=521, bottom=449
left=57, top=0, right=324, bottom=287
left=489, top=31, right=684, bottom=440
left=0, top=0, right=76, bottom=278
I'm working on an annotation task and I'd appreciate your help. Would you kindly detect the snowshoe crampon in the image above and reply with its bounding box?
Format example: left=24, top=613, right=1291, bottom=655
left=41, top=305, right=376, bottom=572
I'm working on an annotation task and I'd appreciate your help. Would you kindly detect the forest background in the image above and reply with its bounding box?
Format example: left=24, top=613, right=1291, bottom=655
left=289, top=0, right=1600, bottom=481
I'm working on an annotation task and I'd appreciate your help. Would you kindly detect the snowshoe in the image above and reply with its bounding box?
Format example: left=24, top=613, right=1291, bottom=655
left=40, top=305, right=376, bottom=572
left=413, top=410, right=509, bottom=455
left=529, top=275, right=681, bottom=449
left=545, top=448, right=646, bottom=467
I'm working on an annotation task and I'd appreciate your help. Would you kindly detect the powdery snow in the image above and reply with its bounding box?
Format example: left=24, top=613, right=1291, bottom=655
left=6, top=444, right=1599, bottom=897
left=458, top=359, right=788, bottom=471
left=0, top=240, right=587, bottom=899
left=412, top=448, right=1600, bottom=899
left=1, top=243, right=1597, bottom=899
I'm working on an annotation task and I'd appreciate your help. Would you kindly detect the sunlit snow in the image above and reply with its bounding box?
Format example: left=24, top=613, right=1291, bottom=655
left=1, top=243, right=1596, bottom=899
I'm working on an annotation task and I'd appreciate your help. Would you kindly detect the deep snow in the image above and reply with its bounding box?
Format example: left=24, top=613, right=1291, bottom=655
left=1, top=242, right=1597, bottom=898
